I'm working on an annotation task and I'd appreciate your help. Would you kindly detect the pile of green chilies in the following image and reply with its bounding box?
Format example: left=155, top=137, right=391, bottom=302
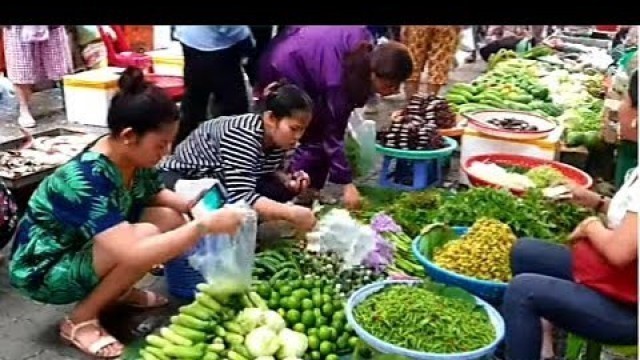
left=353, top=285, right=495, bottom=354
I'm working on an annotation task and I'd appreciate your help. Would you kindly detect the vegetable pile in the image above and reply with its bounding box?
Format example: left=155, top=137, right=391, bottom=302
left=255, top=276, right=360, bottom=360
left=139, top=285, right=307, bottom=360
left=466, top=162, right=569, bottom=191
left=432, top=218, right=516, bottom=283
left=353, top=282, right=495, bottom=354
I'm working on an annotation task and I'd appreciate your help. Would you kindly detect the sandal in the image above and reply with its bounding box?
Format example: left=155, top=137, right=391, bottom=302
left=118, top=288, right=169, bottom=309
left=59, top=318, right=123, bottom=358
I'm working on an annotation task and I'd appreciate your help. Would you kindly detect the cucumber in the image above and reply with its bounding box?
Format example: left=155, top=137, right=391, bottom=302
left=479, top=98, right=506, bottom=109
left=503, top=100, right=532, bottom=111
left=145, top=334, right=172, bottom=349
left=171, top=314, right=211, bottom=331
left=228, top=350, right=250, bottom=360
left=140, top=349, right=161, bottom=360
left=169, top=324, right=207, bottom=343
left=445, top=94, right=467, bottom=105
left=179, top=304, right=213, bottom=321
left=164, top=344, right=205, bottom=359
left=225, top=333, right=245, bottom=346
left=209, top=343, right=226, bottom=353
left=450, top=83, right=477, bottom=94
left=506, top=93, right=534, bottom=104
left=205, top=352, right=221, bottom=360
left=144, top=346, right=170, bottom=360
left=478, top=93, right=504, bottom=104
left=232, top=344, right=252, bottom=359
left=223, top=321, right=244, bottom=335
left=160, top=327, right=193, bottom=347
left=196, top=292, right=223, bottom=312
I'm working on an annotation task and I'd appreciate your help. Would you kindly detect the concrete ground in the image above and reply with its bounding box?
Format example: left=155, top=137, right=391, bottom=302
left=0, top=50, right=486, bottom=358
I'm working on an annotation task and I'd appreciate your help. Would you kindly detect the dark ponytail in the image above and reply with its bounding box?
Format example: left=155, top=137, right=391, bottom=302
left=258, top=80, right=313, bottom=119
left=107, top=67, right=179, bottom=136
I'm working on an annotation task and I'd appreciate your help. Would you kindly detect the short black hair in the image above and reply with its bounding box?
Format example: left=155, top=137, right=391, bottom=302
left=370, top=41, right=413, bottom=83
left=107, top=67, right=179, bottom=136
left=629, top=70, right=637, bottom=109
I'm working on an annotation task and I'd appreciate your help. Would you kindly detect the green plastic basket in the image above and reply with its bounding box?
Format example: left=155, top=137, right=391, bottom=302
left=375, top=136, right=458, bottom=160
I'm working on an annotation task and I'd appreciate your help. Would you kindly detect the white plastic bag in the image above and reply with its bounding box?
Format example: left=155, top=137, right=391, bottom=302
left=348, top=110, right=377, bottom=175
left=188, top=202, right=258, bottom=297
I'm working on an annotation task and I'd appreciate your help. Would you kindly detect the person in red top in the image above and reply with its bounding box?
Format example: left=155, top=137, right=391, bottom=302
left=503, top=71, right=638, bottom=360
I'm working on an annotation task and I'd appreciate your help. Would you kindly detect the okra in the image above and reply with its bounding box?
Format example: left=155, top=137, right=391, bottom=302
left=163, top=344, right=204, bottom=359
left=160, top=327, right=193, bottom=346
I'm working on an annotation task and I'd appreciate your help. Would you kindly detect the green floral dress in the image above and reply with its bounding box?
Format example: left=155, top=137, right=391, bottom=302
left=9, top=151, right=164, bottom=304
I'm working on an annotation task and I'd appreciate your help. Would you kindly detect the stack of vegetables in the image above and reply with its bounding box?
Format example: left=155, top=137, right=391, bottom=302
left=254, top=276, right=360, bottom=360
left=352, top=282, right=496, bottom=354
left=139, top=285, right=309, bottom=360
left=446, top=61, right=563, bottom=119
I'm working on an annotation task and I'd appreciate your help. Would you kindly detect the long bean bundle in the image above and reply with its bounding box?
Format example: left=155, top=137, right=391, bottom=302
left=353, top=284, right=495, bottom=354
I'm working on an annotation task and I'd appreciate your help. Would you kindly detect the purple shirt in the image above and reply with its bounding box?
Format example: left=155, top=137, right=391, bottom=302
left=257, top=26, right=373, bottom=185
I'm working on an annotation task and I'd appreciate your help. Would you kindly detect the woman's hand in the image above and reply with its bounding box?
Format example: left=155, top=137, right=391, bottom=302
left=343, top=183, right=362, bottom=210
left=568, top=216, right=602, bottom=243
left=568, top=185, right=602, bottom=209
left=200, top=207, right=247, bottom=235
left=284, top=171, right=311, bottom=195
left=286, top=204, right=317, bottom=232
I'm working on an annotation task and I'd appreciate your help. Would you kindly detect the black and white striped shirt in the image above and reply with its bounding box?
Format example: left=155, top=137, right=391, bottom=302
left=159, top=114, right=286, bottom=205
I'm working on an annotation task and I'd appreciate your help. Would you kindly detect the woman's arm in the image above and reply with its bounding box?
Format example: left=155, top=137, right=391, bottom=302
left=150, top=189, right=191, bottom=214
left=583, top=212, right=638, bottom=267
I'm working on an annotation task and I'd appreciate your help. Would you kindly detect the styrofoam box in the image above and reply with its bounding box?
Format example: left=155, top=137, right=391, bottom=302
left=63, top=68, right=122, bottom=127
left=459, top=125, right=564, bottom=185
left=148, top=45, right=184, bottom=77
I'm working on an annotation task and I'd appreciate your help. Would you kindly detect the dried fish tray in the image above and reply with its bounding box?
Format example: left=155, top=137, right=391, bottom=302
left=0, top=127, right=97, bottom=189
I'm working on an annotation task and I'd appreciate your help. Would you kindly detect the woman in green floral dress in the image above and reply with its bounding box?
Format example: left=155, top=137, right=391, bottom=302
left=9, top=67, right=246, bottom=359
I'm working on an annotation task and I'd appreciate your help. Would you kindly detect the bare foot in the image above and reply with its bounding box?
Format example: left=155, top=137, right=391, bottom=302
left=60, top=318, right=123, bottom=358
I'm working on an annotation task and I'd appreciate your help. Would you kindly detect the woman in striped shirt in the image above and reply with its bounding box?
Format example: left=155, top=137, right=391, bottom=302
left=159, top=83, right=317, bottom=231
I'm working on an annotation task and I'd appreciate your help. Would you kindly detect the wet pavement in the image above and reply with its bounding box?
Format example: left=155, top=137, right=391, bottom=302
left=0, top=57, right=486, bottom=359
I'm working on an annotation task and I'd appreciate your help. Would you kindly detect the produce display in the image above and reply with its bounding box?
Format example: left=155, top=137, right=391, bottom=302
left=353, top=282, right=495, bottom=354
left=139, top=285, right=306, bottom=360
left=254, top=276, right=360, bottom=360
left=432, top=218, right=516, bottom=282
left=526, top=165, right=567, bottom=188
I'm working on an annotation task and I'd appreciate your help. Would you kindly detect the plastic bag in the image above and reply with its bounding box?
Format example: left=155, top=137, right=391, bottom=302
left=188, top=201, right=258, bottom=297
left=348, top=110, right=377, bottom=175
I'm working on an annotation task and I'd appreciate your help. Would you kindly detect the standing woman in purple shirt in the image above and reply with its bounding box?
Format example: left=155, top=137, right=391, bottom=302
left=257, top=26, right=413, bottom=209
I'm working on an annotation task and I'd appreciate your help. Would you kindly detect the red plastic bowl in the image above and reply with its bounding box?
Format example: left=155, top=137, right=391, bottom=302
left=462, top=153, right=593, bottom=196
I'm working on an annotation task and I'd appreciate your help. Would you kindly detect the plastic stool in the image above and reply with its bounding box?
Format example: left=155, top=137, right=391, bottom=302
left=379, top=156, right=444, bottom=191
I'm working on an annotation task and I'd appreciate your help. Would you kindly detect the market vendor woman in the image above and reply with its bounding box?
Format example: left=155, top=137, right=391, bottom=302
left=9, top=67, right=246, bottom=359
left=257, top=26, right=413, bottom=209
left=158, top=82, right=317, bottom=232
left=503, top=71, right=638, bottom=359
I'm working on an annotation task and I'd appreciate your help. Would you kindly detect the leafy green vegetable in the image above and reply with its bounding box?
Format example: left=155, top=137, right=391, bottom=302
left=418, top=223, right=458, bottom=259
